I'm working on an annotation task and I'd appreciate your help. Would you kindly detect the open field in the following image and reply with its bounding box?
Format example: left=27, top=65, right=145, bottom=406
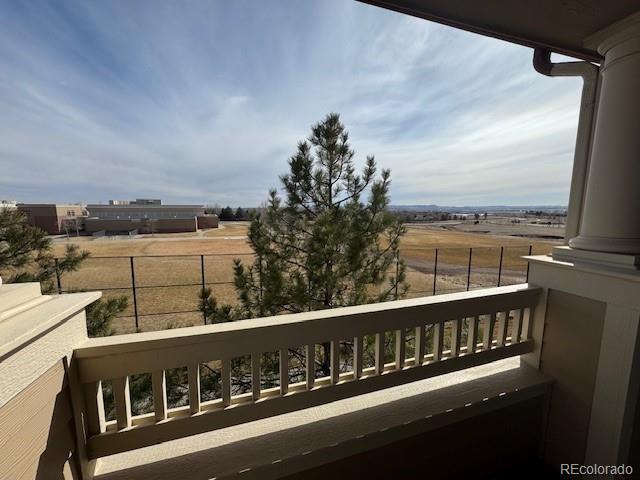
left=442, top=219, right=565, bottom=240
left=396, top=225, right=555, bottom=299
left=51, top=222, right=557, bottom=334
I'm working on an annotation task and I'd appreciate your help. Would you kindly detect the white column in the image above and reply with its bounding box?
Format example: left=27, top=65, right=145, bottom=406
left=569, top=15, right=640, bottom=255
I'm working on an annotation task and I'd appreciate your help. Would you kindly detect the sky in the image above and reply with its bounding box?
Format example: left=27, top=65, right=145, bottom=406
left=0, top=0, right=583, bottom=207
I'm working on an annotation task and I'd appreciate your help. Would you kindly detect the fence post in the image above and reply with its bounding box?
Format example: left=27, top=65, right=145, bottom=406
left=258, top=253, right=264, bottom=317
left=526, top=245, right=533, bottom=282
left=130, top=257, right=139, bottom=330
left=466, top=248, right=473, bottom=291
left=54, top=258, right=62, bottom=294
left=308, top=271, right=312, bottom=312
left=497, top=246, right=504, bottom=287
left=394, top=249, right=400, bottom=299
left=201, top=255, right=206, bottom=325
left=432, top=248, right=439, bottom=296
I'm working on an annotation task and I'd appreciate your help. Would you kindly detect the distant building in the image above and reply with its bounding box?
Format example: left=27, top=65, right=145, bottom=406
left=107, top=198, right=162, bottom=206
left=0, top=200, right=17, bottom=210
left=85, top=201, right=218, bottom=234
left=108, top=198, right=161, bottom=206
left=17, top=204, right=86, bottom=235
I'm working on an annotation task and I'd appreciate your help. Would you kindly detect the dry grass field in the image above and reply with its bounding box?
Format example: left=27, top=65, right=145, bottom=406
left=51, top=222, right=556, bottom=334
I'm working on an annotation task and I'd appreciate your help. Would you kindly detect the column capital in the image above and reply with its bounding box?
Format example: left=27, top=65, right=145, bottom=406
left=584, top=11, right=640, bottom=56
left=567, top=11, right=640, bottom=256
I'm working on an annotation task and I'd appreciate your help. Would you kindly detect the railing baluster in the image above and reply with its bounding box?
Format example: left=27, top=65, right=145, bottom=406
left=496, top=312, right=507, bottom=347
left=433, top=321, right=444, bottom=361
left=113, top=376, right=132, bottom=430
left=279, top=349, right=288, bottom=395
left=331, top=340, right=340, bottom=384
left=482, top=313, right=497, bottom=350
left=496, top=312, right=509, bottom=347
left=511, top=309, right=523, bottom=344
left=152, top=370, right=167, bottom=422
left=354, top=336, right=363, bottom=378
left=415, top=325, right=425, bottom=365
left=504, top=311, right=513, bottom=344
left=375, top=333, right=385, bottom=375
left=221, top=358, right=231, bottom=406
left=188, top=363, right=200, bottom=414
left=395, top=329, right=406, bottom=369
left=252, top=353, right=261, bottom=401
left=83, top=381, right=106, bottom=435
left=523, top=307, right=533, bottom=340
left=467, top=315, right=479, bottom=354
left=451, top=319, right=462, bottom=358
left=306, top=344, right=315, bottom=389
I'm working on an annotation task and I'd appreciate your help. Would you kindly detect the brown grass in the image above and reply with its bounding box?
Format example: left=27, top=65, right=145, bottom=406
left=51, top=223, right=555, bottom=334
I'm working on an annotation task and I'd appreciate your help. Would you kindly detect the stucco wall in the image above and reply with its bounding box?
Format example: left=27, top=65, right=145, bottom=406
left=539, top=289, right=606, bottom=466
left=0, top=290, right=95, bottom=480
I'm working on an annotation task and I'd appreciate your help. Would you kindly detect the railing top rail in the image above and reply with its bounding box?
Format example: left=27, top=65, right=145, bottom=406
left=75, top=284, right=539, bottom=382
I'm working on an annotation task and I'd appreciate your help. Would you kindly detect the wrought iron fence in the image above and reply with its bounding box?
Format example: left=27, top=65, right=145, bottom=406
left=55, top=245, right=542, bottom=333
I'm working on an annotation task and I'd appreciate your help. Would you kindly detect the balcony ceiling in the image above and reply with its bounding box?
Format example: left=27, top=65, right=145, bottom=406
left=358, top=0, right=640, bottom=62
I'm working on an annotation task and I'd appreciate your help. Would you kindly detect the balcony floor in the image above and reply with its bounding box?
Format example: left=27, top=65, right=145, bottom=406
left=93, top=357, right=551, bottom=480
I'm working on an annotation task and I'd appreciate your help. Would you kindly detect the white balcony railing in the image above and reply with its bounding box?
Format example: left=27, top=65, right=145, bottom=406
left=75, top=284, right=540, bottom=459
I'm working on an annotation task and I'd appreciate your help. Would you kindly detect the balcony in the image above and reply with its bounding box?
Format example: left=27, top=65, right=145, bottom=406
left=3, top=2, right=640, bottom=479
left=1, top=281, right=555, bottom=479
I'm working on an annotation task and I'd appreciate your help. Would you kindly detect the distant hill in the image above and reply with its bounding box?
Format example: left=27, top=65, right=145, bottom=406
left=390, top=205, right=567, bottom=214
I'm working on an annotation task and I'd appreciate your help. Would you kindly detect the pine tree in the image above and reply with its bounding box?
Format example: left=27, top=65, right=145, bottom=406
left=234, top=207, right=246, bottom=220
left=220, top=206, right=234, bottom=220
left=201, top=113, right=408, bottom=376
left=0, top=208, right=127, bottom=337
left=0, top=208, right=87, bottom=289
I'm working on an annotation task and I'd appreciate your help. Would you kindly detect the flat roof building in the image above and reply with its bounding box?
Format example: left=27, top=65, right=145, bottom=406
left=84, top=202, right=218, bottom=234
left=87, top=203, right=206, bottom=220
left=108, top=198, right=162, bottom=205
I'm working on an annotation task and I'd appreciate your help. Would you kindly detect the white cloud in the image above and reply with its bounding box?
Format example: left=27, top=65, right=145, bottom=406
left=0, top=0, right=582, bottom=206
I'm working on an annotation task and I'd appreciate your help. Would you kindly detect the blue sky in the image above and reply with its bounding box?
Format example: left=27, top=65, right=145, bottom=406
left=0, top=0, right=582, bottom=206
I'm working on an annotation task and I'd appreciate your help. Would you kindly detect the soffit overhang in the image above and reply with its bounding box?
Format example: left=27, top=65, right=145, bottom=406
left=358, top=0, right=640, bottom=62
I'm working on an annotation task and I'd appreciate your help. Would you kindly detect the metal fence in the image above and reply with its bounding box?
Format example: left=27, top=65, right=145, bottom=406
left=55, top=244, right=542, bottom=333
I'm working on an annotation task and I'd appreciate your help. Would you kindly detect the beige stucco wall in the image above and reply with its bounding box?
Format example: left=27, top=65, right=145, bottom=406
left=0, top=286, right=99, bottom=479
left=538, top=289, right=606, bottom=466
left=0, top=360, right=80, bottom=479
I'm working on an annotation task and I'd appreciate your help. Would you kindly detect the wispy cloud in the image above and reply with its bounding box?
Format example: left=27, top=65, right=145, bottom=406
left=0, top=0, right=581, bottom=206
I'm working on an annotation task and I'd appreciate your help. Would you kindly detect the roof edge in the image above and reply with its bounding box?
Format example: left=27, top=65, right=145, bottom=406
left=357, top=0, right=603, bottom=63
